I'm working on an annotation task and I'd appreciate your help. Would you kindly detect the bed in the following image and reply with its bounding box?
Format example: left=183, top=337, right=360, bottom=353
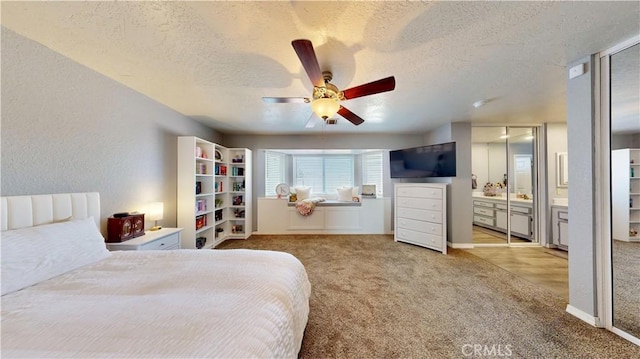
left=1, top=193, right=311, bottom=358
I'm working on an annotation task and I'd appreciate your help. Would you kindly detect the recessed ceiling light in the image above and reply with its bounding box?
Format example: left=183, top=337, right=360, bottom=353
left=473, top=100, right=488, bottom=108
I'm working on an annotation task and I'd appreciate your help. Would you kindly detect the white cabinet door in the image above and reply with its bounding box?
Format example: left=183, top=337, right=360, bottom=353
left=510, top=213, right=530, bottom=237
left=559, top=221, right=569, bottom=246
left=288, top=208, right=325, bottom=229
left=325, top=208, right=360, bottom=230
left=495, top=210, right=507, bottom=230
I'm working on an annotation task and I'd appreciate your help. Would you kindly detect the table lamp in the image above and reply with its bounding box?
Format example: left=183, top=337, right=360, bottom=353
left=149, top=202, right=164, bottom=231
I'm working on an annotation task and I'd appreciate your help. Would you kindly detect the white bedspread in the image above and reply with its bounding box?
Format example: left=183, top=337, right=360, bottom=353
left=1, top=249, right=311, bottom=358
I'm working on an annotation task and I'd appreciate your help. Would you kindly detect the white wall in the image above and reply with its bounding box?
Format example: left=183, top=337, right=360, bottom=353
left=566, top=55, right=598, bottom=319
left=546, top=123, right=569, bottom=199
left=471, top=143, right=489, bottom=190
left=487, top=142, right=507, bottom=184
left=450, top=122, right=473, bottom=246
left=1, top=28, right=220, bottom=235
left=611, top=133, right=640, bottom=149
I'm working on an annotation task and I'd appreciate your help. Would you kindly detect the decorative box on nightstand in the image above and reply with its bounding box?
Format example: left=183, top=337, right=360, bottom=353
left=107, top=214, right=145, bottom=242
left=105, top=228, right=182, bottom=251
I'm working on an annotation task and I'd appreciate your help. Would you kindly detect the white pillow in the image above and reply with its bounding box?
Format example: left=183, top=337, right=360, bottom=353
left=352, top=186, right=360, bottom=198
left=337, top=187, right=353, bottom=201
left=295, top=186, right=311, bottom=201
left=1, top=217, right=110, bottom=295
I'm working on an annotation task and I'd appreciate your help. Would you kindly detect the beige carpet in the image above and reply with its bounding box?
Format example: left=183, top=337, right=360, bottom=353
left=217, top=234, right=639, bottom=358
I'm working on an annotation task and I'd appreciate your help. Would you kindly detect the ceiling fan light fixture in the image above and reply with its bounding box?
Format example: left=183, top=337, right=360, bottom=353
left=311, top=97, right=340, bottom=119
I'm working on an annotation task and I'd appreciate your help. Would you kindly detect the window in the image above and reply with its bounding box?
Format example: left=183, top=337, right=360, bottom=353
left=264, top=150, right=384, bottom=197
left=293, top=156, right=354, bottom=194
left=265, top=151, right=285, bottom=196
left=362, top=151, right=384, bottom=196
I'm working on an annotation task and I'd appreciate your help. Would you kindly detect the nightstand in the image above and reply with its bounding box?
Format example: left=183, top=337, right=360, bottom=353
left=106, top=228, right=182, bottom=251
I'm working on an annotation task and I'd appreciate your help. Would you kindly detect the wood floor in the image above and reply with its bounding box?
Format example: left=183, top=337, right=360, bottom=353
left=465, top=227, right=569, bottom=300
left=472, top=225, right=530, bottom=244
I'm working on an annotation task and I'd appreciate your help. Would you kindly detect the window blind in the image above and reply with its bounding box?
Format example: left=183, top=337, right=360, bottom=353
left=293, top=155, right=354, bottom=193
left=362, top=151, right=384, bottom=195
left=265, top=151, right=285, bottom=196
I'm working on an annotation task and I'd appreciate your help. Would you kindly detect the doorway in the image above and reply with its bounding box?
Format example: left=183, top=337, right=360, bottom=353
left=471, top=126, right=539, bottom=246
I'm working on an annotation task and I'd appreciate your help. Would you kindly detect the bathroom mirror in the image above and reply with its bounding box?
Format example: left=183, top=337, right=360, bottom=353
left=556, top=152, right=568, bottom=187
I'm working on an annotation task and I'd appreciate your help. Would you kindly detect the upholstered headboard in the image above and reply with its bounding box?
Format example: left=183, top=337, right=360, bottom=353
left=1, top=192, right=100, bottom=231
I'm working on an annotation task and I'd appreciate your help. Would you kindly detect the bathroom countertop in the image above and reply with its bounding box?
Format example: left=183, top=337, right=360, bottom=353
left=472, top=192, right=533, bottom=205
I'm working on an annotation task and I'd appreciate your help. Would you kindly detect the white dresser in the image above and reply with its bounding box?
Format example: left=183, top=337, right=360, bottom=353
left=394, top=183, right=447, bottom=254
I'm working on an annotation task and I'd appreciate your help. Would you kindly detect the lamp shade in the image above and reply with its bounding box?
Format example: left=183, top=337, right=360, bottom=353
left=148, top=202, right=164, bottom=221
left=311, top=97, right=340, bottom=119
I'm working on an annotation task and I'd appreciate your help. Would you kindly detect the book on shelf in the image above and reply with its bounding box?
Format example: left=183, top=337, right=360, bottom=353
left=231, top=167, right=244, bottom=176
left=195, top=215, right=207, bottom=230
left=215, top=181, right=223, bottom=192
left=214, top=165, right=227, bottom=176
left=196, top=199, right=207, bottom=212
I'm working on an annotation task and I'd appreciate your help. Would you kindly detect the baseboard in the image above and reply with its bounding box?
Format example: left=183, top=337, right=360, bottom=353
left=448, top=241, right=474, bottom=249
left=566, top=305, right=603, bottom=327
left=611, top=327, right=640, bottom=346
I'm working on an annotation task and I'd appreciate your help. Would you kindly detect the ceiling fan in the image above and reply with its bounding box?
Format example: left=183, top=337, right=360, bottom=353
left=262, top=39, right=396, bottom=127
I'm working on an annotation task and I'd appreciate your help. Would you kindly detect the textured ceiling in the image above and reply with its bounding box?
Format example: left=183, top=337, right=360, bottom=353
left=2, top=1, right=639, bottom=135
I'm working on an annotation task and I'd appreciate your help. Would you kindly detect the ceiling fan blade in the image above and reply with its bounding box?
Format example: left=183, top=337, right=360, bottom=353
left=342, top=76, right=396, bottom=100
left=262, top=97, right=310, bottom=104
left=291, top=39, right=325, bottom=88
left=337, top=106, right=365, bottom=126
left=305, top=113, right=322, bottom=128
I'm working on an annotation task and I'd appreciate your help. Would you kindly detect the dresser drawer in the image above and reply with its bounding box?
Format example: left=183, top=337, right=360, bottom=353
left=396, top=227, right=443, bottom=250
left=397, top=217, right=442, bottom=236
left=396, top=186, right=442, bottom=199
left=511, top=205, right=531, bottom=214
left=494, top=203, right=530, bottom=214
left=558, top=211, right=569, bottom=220
left=397, top=197, right=442, bottom=211
left=474, top=215, right=495, bottom=226
left=397, top=207, right=442, bottom=223
left=140, top=232, right=181, bottom=250
left=474, top=200, right=494, bottom=208
left=473, top=207, right=494, bottom=216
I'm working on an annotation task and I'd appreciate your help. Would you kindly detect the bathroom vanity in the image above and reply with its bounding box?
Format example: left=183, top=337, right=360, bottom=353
left=472, top=193, right=533, bottom=240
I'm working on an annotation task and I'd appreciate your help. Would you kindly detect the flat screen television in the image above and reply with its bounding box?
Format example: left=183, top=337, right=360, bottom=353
left=390, top=142, right=456, bottom=178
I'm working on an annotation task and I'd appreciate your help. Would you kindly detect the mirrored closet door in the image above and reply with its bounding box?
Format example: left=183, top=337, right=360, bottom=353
left=606, top=40, right=640, bottom=342
left=471, top=126, right=538, bottom=245
left=507, top=127, right=538, bottom=245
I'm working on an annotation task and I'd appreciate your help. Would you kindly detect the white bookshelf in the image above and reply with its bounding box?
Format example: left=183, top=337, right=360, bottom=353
left=178, top=136, right=252, bottom=249
left=612, top=148, right=640, bottom=242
